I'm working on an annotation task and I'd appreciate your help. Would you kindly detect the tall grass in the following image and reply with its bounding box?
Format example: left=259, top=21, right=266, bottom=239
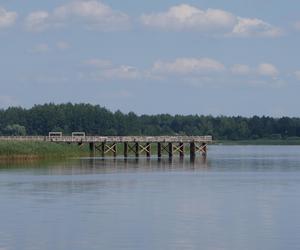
left=0, top=141, right=89, bottom=159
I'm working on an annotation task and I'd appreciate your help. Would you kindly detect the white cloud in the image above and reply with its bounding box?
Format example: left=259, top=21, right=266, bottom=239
left=232, top=17, right=282, bottom=37
left=141, top=4, right=281, bottom=37
left=30, top=43, right=49, bottom=53
left=84, top=59, right=140, bottom=80
left=100, top=65, right=140, bottom=79
left=83, top=58, right=284, bottom=87
left=295, top=71, right=300, bottom=80
left=84, top=59, right=112, bottom=68
left=56, top=41, right=70, bottom=50
left=150, top=59, right=283, bottom=87
left=257, top=63, right=279, bottom=78
left=152, top=58, right=225, bottom=75
left=141, top=4, right=235, bottom=32
left=231, top=64, right=251, bottom=75
left=25, top=11, right=49, bottom=32
left=25, top=0, right=130, bottom=32
left=0, top=7, right=17, bottom=29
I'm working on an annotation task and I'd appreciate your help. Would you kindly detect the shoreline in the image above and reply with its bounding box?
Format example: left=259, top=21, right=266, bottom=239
left=0, top=139, right=299, bottom=162
left=216, top=139, right=300, bottom=145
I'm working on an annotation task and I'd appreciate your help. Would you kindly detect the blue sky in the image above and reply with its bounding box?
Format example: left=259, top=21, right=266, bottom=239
left=0, top=0, right=300, bottom=116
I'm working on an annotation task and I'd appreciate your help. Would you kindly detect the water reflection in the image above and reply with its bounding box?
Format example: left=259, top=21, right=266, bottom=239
left=78, top=156, right=208, bottom=173
left=0, top=154, right=209, bottom=173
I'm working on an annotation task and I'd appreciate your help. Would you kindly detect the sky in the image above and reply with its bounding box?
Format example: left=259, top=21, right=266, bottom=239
left=0, top=0, right=300, bottom=117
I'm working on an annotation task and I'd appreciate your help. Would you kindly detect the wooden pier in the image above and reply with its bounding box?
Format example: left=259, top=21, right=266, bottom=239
left=0, top=135, right=212, bottom=159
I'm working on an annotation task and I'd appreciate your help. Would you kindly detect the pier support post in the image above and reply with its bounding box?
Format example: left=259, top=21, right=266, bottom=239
left=157, top=142, right=162, bottom=158
left=190, top=142, right=196, bottom=160
left=124, top=142, right=128, bottom=158
left=113, top=143, right=117, bottom=158
left=146, top=143, right=151, bottom=158
left=101, top=142, right=105, bottom=157
left=102, top=143, right=117, bottom=157
left=168, top=143, right=173, bottom=158
left=135, top=142, right=139, bottom=158
left=179, top=142, right=184, bottom=158
left=89, top=142, right=95, bottom=155
left=201, top=143, right=207, bottom=156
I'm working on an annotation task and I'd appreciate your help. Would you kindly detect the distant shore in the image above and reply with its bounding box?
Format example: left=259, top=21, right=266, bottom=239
left=216, top=139, right=300, bottom=145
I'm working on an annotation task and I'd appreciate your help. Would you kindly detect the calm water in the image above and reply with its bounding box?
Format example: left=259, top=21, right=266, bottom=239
left=1, top=146, right=300, bottom=250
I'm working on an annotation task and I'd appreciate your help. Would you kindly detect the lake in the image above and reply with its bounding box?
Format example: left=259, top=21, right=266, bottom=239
left=1, top=145, right=300, bottom=250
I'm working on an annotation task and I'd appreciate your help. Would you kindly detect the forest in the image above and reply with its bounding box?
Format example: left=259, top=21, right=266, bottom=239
left=1, top=103, right=300, bottom=140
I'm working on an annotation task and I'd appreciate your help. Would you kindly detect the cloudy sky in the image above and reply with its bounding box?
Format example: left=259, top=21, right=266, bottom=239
left=0, top=0, right=300, bottom=116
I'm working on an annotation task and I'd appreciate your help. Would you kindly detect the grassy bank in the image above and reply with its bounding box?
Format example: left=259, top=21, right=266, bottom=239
left=0, top=141, right=89, bottom=160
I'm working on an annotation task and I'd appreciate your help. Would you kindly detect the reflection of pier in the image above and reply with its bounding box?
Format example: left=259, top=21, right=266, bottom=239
left=82, top=157, right=209, bottom=171
left=0, top=135, right=212, bottom=159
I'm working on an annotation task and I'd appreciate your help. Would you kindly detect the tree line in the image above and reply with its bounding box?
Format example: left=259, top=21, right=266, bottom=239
left=0, top=103, right=300, bottom=140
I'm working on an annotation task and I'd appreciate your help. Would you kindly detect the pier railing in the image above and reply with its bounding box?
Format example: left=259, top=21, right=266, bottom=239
left=0, top=135, right=212, bottom=143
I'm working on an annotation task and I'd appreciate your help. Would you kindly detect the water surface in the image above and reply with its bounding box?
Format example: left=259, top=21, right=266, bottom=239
left=1, top=146, right=300, bottom=250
